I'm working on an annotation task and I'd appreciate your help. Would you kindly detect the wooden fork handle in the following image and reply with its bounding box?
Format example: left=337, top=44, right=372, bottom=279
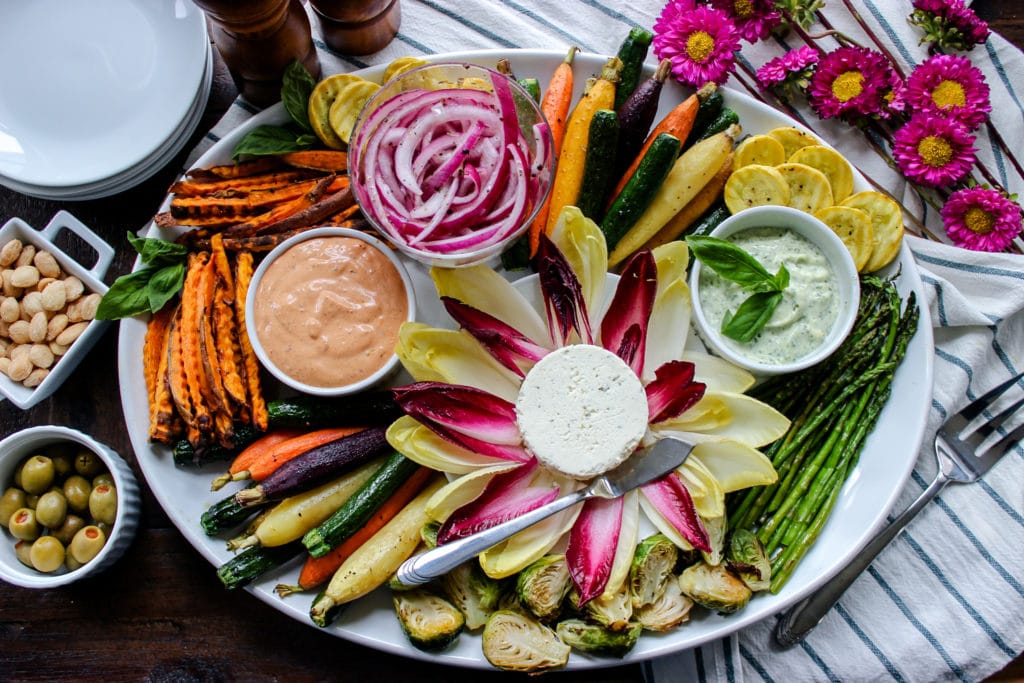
left=775, top=471, right=951, bottom=647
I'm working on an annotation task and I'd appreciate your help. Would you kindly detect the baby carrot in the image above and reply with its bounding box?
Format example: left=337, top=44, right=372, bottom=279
left=210, top=429, right=304, bottom=491
left=245, top=427, right=366, bottom=483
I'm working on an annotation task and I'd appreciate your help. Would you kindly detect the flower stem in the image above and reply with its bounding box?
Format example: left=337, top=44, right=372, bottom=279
left=835, top=0, right=908, bottom=80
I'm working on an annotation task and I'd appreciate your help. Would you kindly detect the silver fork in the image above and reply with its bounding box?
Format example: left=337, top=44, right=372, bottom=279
left=775, top=370, right=1024, bottom=647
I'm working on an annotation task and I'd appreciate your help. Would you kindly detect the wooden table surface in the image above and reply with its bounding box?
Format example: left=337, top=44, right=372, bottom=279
left=2, top=3, right=1022, bottom=681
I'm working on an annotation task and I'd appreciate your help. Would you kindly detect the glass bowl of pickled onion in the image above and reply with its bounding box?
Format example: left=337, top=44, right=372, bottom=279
left=348, top=62, right=555, bottom=268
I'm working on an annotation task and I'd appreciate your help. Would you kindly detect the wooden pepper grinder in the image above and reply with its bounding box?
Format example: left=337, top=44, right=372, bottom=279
left=193, top=0, right=321, bottom=107
left=309, top=0, right=401, bottom=56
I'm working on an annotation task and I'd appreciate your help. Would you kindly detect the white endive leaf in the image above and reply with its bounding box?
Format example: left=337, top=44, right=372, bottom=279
left=654, top=391, right=790, bottom=447
left=425, top=463, right=521, bottom=522
left=678, top=457, right=725, bottom=519
left=689, top=441, right=778, bottom=493
left=396, top=323, right=521, bottom=402
left=387, top=416, right=513, bottom=474
left=639, top=494, right=694, bottom=552
left=431, top=265, right=550, bottom=344
left=643, top=242, right=692, bottom=381
left=549, top=206, right=608, bottom=319
left=601, top=490, right=639, bottom=600
left=682, top=350, right=755, bottom=393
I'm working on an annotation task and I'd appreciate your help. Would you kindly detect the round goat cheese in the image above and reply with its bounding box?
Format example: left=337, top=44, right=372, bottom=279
left=515, top=344, right=648, bottom=480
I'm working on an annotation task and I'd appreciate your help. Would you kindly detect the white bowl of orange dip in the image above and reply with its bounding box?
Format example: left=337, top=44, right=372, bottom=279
left=245, top=227, right=415, bottom=396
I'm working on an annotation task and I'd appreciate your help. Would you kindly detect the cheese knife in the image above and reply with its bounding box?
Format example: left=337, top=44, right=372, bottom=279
left=396, top=437, right=696, bottom=586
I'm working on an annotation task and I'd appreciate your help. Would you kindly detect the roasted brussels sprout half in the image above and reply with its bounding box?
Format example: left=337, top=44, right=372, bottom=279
left=441, top=560, right=502, bottom=630
left=726, top=528, right=772, bottom=592
left=392, top=588, right=465, bottom=651
left=678, top=562, right=752, bottom=614
left=629, top=534, right=679, bottom=608
left=481, top=610, right=570, bottom=673
left=701, top=513, right=728, bottom=566
left=516, top=554, right=572, bottom=622
left=556, top=618, right=643, bottom=658
left=570, top=585, right=633, bottom=631
left=420, top=520, right=440, bottom=549
left=636, top=578, right=694, bottom=632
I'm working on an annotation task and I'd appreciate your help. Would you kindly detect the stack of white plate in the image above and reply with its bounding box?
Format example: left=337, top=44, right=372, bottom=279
left=0, top=0, right=211, bottom=200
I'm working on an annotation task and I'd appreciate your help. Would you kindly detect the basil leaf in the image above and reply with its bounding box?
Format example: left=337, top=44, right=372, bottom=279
left=721, top=290, right=784, bottom=342
left=127, top=232, right=187, bottom=266
left=232, top=124, right=315, bottom=159
left=96, top=267, right=159, bottom=320
left=282, top=60, right=316, bottom=132
left=687, top=235, right=775, bottom=290
left=772, top=263, right=790, bottom=291
left=147, top=263, right=186, bottom=314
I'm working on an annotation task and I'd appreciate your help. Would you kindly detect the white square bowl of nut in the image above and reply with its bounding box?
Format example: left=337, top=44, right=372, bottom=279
left=0, top=211, right=114, bottom=409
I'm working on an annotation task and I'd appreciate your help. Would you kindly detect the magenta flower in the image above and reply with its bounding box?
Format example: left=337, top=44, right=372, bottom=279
left=906, top=54, right=990, bottom=130
left=892, top=114, right=976, bottom=188
left=653, top=2, right=741, bottom=86
left=941, top=186, right=1022, bottom=252
left=909, top=0, right=989, bottom=51
left=710, top=0, right=781, bottom=43
left=806, top=46, right=893, bottom=121
left=882, top=69, right=906, bottom=119
left=756, top=45, right=818, bottom=93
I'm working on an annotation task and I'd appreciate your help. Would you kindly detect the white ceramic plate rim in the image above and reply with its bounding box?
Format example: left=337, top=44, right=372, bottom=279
left=117, top=48, right=934, bottom=670
left=0, top=0, right=208, bottom=187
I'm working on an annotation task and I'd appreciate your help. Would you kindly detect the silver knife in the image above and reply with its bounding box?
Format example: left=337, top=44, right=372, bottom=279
left=395, top=437, right=696, bottom=586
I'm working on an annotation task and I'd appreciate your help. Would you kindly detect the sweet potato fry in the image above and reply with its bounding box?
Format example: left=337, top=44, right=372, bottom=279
left=319, top=202, right=361, bottom=226
left=187, top=157, right=283, bottom=180
left=280, top=150, right=349, bottom=172
left=213, top=274, right=248, bottom=412
left=235, top=252, right=267, bottom=431
left=221, top=175, right=340, bottom=238
left=169, top=170, right=317, bottom=197
left=166, top=308, right=200, bottom=446
left=143, top=303, right=176, bottom=407
left=210, top=234, right=234, bottom=297
left=180, top=252, right=213, bottom=438
left=169, top=177, right=348, bottom=220
left=148, top=304, right=181, bottom=444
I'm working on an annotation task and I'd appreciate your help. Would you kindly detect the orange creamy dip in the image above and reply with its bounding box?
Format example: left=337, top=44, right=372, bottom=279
left=253, top=236, right=408, bottom=388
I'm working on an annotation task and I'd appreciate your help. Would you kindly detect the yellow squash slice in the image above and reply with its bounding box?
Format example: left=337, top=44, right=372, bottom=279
left=789, top=145, right=855, bottom=203
left=841, top=191, right=904, bottom=272
left=383, top=56, right=429, bottom=83
left=814, top=205, right=875, bottom=272
left=329, top=80, right=382, bottom=144
left=733, top=134, right=786, bottom=168
left=768, top=126, right=818, bottom=159
left=776, top=162, right=834, bottom=214
left=723, top=164, right=791, bottom=214
left=308, top=73, right=369, bottom=149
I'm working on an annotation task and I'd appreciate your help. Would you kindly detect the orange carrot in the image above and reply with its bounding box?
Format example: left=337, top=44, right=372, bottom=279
left=528, top=45, right=578, bottom=257
left=245, top=427, right=366, bottom=483
left=285, top=466, right=435, bottom=593
left=209, top=429, right=304, bottom=490
left=606, top=92, right=699, bottom=207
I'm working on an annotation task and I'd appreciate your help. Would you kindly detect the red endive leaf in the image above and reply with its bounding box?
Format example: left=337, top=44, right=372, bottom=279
left=441, top=296, right=550, bottom=378
left=600, top=250, right=657, bottom=376
left=646, top=360, right=707, bottom=423
left=392, top=382, right=531, bottom=462
left=438, top=459, right=559, bottom=542
left=641, top=473, right=711, bottom=551
left=536, top=232, right=593, bottom=345
left=566, top=496, right=623, bottom=605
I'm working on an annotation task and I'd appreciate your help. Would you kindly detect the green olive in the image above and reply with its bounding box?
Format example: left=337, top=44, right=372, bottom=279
left=91, top=472, right=115, bottom=489
left=29, top=536, right=65, bottom=573
left=51, top=514, right=86, bottom=545
left=73, top=449, right=103, bottom=478
left=88, top=484, right=118, bottom=526
left=63, top=475, right=91, bottom=514
left=96, top=521, right=113, bottom=539
left=69, top=525, right=106, bottom=564
left=51, top=452, right=75, bottom=479
left=19, top=455, right=55, bottom=495
left=14, top=540, right=34, bottom=569
left=12, top=460, right=23, bottom=489
left=24, top=493, right=39, bottom=509
left=65, top=551, right=83, bottom=572
left=9, top=507, right=40, bottom=541
left=0, top=487, right=27, bottom=524
left=35, top=490, right=68, bottom=529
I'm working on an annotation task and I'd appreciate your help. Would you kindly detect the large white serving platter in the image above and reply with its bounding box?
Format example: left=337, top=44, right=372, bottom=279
left=117, top=49, right=934, bottom=670
left=0, top=0, right=208, bottom=188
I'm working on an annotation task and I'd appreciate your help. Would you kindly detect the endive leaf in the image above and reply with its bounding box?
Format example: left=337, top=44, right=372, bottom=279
left=431, top=265, right=550, bottom=345
left=536, top=232, right=593, bottom=345
left=644, top=247, right=691, bottom=382
left=646, top=360, right=706, bottom=423
left=640, top=474, right=711, bottom=552
left=393, top=382, right=531, bottom=462
left=441, top=296, right=549, bottom=377
left=653, top=391, right=790, bottom=447
left=425, top=463, right=522, bottom=521
left=396, top=323, right=521, bottom=402
left=600, top=250, right=656, bottom=376
left=681, top=350, right=755, bottom=394
left=566, top=495, right=624, bottom=604
left=549, top=206, right=608, bottom=319
left=678, top=456, right=725, bottom=519
left=602, top=490, right=639, bottom=601
left=387, top=416, right=514, bottom=474
left=688, top=441, right=778, bottom=493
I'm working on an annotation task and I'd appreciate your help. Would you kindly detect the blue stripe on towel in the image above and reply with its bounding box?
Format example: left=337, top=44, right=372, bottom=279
left=394, top=32, right=433, bottom=54
left=695, top=645, right=708, bottom=682
left=313, top=38, right=368, bottom=70
left=800, top=640, right=841, bottom=682
left=914, top=253, right=1024, bottom=282
left=984, top=41, right=1024, bottom=118
left=417, top=0, right=517, bottom=47
left=739, top=642, right=774, bottom=682
left=577, top=0, right=642, bottom=28
left=835, top=603, right=906, bottom=681
left=497, top=0, right=596, bottom=52
left=920, top=273, right=949, bottom=326
left=724, top=635, right=736, bottom=683
left=863, top=0, right=917, bottom=67
left=868, top=566, right=969, bottom=681
left=934, top=495, right=1024, bottom=597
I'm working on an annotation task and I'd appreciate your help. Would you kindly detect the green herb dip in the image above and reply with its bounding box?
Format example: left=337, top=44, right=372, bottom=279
left=698, top=226, right=838, bottom=365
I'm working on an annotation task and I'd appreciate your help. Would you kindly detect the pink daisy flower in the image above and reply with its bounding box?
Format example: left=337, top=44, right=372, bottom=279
left=892, top=113, right=976, bottom=188
left=881, top=69, right=906, bottom=119
left=906, top=54, right=990, bottom=130
left=941, top=186, right=1022, bottom=252
left=756, top=45, right=818, bottom=91
left=653, top=2, right=741, bottom=87
left=909, top=0, right=990, bottom=51
left=806, top=46, right=893, bottom=121
left=710, top=0, right=781, bottom=43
